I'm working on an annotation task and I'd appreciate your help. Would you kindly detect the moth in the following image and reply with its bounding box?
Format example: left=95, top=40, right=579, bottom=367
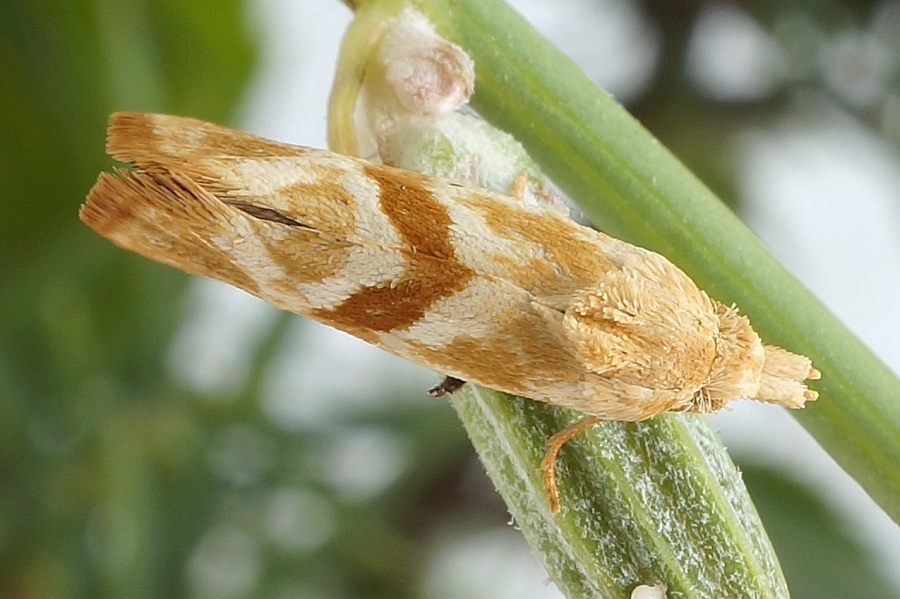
left=81, top=112, right=820, bottom=512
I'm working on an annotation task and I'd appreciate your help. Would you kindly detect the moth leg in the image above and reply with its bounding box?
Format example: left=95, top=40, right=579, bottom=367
left=509, top=170, right=529, bottom=200
left=428, top=376, right=467, bottom=397
left=541, top=415, right=603, bottom=513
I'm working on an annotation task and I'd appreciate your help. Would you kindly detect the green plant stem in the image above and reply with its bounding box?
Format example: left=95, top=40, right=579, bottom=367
left=452, top=388, right=788, bottom=598
left=345, top=0, right=900, bottom=526
left=330, top=4, right=802, bottom=595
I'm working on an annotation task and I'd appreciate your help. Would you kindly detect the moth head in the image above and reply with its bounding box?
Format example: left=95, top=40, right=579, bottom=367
left=698, top=302, right=819, bottom=412
left=696, top=303, right=765, bottom=411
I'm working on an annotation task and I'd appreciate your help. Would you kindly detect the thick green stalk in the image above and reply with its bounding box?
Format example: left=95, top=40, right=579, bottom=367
left=343, top=0, right=900, bottom=527
left=452, top=388, right=787, bottom=598
left=331, top=4, right=798, bottom=596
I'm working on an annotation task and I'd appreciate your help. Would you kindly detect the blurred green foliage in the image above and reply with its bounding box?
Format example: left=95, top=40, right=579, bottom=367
left=745, top=465, right=898, bottom=598
left=1, top=2, right=480, bottom=593
left=1, top=1, right=899, bottom=598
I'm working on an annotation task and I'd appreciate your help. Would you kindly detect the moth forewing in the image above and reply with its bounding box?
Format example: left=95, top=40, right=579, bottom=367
left=81, top=112, right=820, bottom=512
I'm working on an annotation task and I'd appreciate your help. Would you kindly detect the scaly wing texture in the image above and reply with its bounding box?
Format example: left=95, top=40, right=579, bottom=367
left=81, top=113, right=604, bottom=407
left=81, top=112, right=818, bottom=420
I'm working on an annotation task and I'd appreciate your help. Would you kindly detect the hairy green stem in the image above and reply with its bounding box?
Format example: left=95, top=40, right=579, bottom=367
left=343, top=0, right=900, bottom=528
left=328, top=3, right=807, bottom=596
left=452, top=388, right=787, bottom=598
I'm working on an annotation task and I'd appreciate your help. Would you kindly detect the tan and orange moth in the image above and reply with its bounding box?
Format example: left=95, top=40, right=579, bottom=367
left=80, top=112, right=820, bottom=512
